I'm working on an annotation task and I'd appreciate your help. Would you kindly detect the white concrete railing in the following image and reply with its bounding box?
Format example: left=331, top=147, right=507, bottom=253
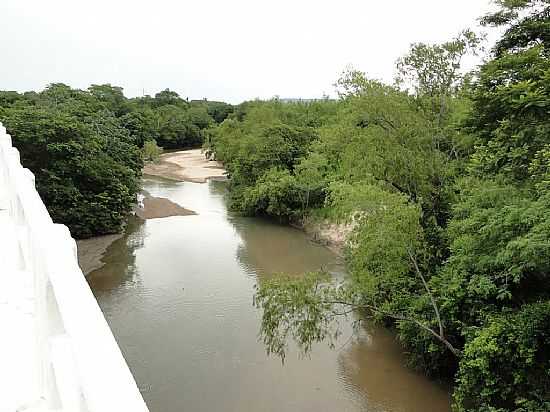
left=0, top=123, right=149, bottom=412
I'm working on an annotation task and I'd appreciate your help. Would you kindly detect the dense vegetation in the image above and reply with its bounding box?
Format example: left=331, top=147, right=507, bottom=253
left=1, top=0, right=547, bottom=409
left=208, top=2, right=550, bottom=411
left=0, top=85, right=232, bottom=238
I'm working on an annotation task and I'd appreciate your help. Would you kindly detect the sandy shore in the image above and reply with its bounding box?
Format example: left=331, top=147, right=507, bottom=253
left=143, top=149, right=226, bottom=183
left=77, top=234, right=123, bottom=275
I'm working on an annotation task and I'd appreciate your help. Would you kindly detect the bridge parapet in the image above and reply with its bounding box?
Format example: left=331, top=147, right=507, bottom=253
left=0, top=123, right=149, bottom=412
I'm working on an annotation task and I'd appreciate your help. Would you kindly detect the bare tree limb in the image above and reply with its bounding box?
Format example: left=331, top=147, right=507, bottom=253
left=322, top=299, right=462, bottom=357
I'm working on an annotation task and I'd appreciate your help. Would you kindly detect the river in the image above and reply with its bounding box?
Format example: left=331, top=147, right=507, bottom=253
left=86, top=176, right=451, bottom=412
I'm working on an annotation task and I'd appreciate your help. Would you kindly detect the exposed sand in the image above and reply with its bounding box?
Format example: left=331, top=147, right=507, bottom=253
left=143, top=149, right=226, bottom=183
left=134, top=194, right=196, bottom=220
left=77, top=234, right=123, bottom=275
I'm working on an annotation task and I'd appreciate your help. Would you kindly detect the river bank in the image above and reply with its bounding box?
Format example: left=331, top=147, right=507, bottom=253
left=297, top=218, right=353, bottom=257
left=77, top=148, right=223, bottom=276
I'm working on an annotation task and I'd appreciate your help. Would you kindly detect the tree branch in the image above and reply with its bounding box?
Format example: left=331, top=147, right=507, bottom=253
left=322, top=298, right=462, bottom=357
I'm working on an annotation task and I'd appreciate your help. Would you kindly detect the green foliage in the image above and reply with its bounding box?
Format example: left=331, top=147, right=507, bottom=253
left=397, top=177, right=550, bottom=378
left=481, top=1, right=550, bottom=56
left=88, top=84, right=129, bottom=116
left=467, top=45, right=550, bottom=181
left=152, top=88, right=187, bottom=108
left=344, top=185, right=425, bottom=295
left=444, top=180, right=550, bottom=310
left=396, top=30, right=481, bottom=99
left=530, top=145, right=550, bottom=190
left=155, top=105, right=196, bottom=148
left=254, top=271, right=348, bottom=362
left=191, top=100, right=234, bottom=123
left=2, top=105, right=141, bottom=238
left=467, top=1, right=550, bottom=183
left=294, top=152, right=330, bottom=214
left=327, top=79, right=449, bottom=204
left=206, top=100, right=330, bottom=216
left=240, top=167, right=300, bottom=219
left=454, top=302, right=550, bottom=412
left=119, top=109, right=158, bottom=147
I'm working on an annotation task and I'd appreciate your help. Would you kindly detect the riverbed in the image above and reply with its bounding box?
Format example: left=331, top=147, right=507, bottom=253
left=86, top=173, right=451, bottom=412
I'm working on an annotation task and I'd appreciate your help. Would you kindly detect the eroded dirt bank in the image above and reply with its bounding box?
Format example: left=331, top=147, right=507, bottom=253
left=299, top=218, right=355, bottom=257
left=77, top=234, right=123, bottom=275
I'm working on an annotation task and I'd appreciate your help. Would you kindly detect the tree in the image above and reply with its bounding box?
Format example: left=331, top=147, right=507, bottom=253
left=241, top=168, right=300, bottom=219
left=119, top=108, right=159, bottom=147
left=396, top=30, right=481, bottom=99
left=294, top=152, right=329, bottom=216
left=467, top=0, right=550, bottom=181
left=142, top=140, right=163, bottom=162
left=481, top=0, right=550, bottom=56
left=395, top=30, right=482, bottom=155
left=0, top=82, right=222, bottom=239
left=156, top=105, right=193, bottom=148
left=187, top=7, right=550, bottom=407
left=153, top=88, right=187, bottom=108
left=205, top=101, right=234, bottom=123
left=0, top=91, right=24, bottom=107
left=88, top=84, right=129, bottom=116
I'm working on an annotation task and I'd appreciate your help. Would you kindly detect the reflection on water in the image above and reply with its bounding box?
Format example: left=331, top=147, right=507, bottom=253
left=87, top=216, right=145, bottom=292
left=337, top=325, right=451, bottom=412
left=87, top=178, right=450, bottom=412
left=234, top=218, right=345, bottom=278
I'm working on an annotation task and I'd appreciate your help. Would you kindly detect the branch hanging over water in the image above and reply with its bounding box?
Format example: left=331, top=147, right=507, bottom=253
left=254, top=271, right=462, bottom=362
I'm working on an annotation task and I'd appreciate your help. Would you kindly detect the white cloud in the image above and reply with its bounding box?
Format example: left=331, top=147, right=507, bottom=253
left=0, top=0, right=498, bottom=103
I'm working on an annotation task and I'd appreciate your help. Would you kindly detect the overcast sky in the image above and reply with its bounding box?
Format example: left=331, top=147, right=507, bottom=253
left=1, top=0, right=499, bottom=104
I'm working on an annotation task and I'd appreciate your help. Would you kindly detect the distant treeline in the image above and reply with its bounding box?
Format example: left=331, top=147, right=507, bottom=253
left=0, top=85, right=233, bottom=237
left=207, top=1, right=550, bottom=411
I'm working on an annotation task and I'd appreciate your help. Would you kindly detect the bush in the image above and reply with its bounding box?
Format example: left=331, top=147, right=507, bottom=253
left=239, top=167, right=300, bottom=220
left=454, top=302, right=550, bottom=412
left=142, top=140, right=163, bottom=162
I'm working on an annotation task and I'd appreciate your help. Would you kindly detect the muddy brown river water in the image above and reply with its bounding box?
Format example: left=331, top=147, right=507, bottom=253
left=87, top=177, right=451, bottom=412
